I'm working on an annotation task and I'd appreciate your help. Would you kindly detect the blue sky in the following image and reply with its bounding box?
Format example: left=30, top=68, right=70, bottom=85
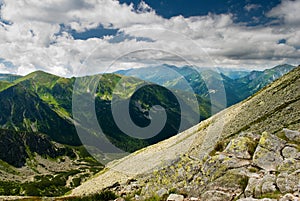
left=71, top=0, right=282, bottom=40
left=120, top=0, right=280, bottom=22
left=0, top=0, right=299, bottom=76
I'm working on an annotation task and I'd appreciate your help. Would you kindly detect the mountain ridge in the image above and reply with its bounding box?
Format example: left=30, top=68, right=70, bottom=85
left=70, top=65, right=300, bottom=200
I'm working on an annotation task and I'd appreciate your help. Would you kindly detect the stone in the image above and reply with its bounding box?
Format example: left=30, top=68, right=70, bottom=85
left=200, top=190, right=233, bottom=201
left=253, top=146, right=283, bottom=171
left=282, top=146, right=299, bottom=159
left=114, top=198, right=125, bottom=201
left=237, top=198, right=276, bottom=201
left=278, top=158, right=300, bottom=173
left=283, top=129, right=300, bottom=143
left=245, top=177, right=262, bottom=197
left=224, top=136, right=254, bottom=159
left=156, top=188, right=168, bottom=197
left=279, top=193, right=300, bottom=201
left=258, top=132, right=286, bottom=152
left=167, top=194, right=184, bottom=201
left=276, top=171, right=300, bottom=194
left=261, top=173, right=277, bottom=194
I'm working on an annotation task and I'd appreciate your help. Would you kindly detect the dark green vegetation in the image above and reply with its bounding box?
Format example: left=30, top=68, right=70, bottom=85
left=0, top=71, right=211, bottom=154
left=0, top=70, right=210, bottom=196
left=116, top=64, right=296, bottom=106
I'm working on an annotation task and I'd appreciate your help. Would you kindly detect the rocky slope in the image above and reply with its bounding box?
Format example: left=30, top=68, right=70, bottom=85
left=70, top=65, right=300, bottom=200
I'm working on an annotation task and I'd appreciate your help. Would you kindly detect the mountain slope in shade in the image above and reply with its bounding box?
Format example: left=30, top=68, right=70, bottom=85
left=70, top=66, right=300, bottom=201
left=0, top=83, right=80, bottom=145
left=0, top=128, right=103, bottom=197
left=0, top=71, right=212, bottom=160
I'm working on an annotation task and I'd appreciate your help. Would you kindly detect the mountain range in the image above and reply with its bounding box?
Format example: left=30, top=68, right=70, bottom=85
left=116, top=64, right=296, bottom=106
left=70, top=65, right=300, bottom=201
left=0, top=64, right=298, bottom=199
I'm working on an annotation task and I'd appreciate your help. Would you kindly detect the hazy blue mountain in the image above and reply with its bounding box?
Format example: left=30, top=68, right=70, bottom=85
left=116, top=64, right=296, bottom=106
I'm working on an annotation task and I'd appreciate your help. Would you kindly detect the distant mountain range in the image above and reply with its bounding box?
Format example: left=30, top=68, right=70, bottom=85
left=116, top=64, right=296, bottom=106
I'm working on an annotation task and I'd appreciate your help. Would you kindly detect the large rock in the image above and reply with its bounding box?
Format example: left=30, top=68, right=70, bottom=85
left=283, top=129, right=300, bottom=142
left=279, top=193, right=300, bottom=201
left=167, top=194, right=184, bottom=201
left=237, top=198, right=276, bottom=201
left=258, top=132, right=286, bottom=152
left=244, top=172, right=277, bottom=198
left=224, top=136, right=256, bottom=159
left=200, top=190, right=233, bottom=201
left=282, top=146, right=299, bottom=159
left=253, top=146, right=283, bottom=171
left=276, top=171, right=300, bottom=193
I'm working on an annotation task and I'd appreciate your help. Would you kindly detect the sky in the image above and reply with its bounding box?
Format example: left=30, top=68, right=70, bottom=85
left=0, top=0, right=299, bottom=76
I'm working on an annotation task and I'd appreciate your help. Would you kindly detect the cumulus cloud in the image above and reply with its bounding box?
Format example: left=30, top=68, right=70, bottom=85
left=267, top=0, right=300, bottom=26
left=0, top=0, right=299, bottom=76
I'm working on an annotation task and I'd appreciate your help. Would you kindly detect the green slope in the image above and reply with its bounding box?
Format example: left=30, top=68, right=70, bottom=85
left=0, top=71, right=212, bottom=154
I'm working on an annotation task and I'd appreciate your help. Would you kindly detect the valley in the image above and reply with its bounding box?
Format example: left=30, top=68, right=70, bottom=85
left=0, top=64, right=298, bottom=200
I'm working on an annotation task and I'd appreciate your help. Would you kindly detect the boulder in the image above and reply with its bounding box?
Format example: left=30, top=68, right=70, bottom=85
left=224, top=136, right=255, bottom=159
left=282, top=146, right=299, bottom=159
left=258, top=132, right=286, bottom=152
left=200, top=190, right=233, bottom=201
left=283, top=129, right=300, bottom=142
left=276, top=171, right=300, bottom=194
left=237, top=198, right=276, bottom=201
left=279, top=193, right=300, bottom=201
left=156, top=188, right=168, bottom=197
left=167, top=194, right=184, bottom=201
left=253, top=146, right=283, bottom=171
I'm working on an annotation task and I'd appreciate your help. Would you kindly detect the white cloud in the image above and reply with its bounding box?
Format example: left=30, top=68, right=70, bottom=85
left=267, top=0, right=300, bottom=26
left=244, top=4, right=261, bottom=12
left=0, top=63, right=10, bottom=73
left=0, top=0, right=299, bottom=76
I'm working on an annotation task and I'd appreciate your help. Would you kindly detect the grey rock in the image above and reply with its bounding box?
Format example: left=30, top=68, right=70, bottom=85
left=224, top=136, right=253, bottom=159
left=200, top=190, right=233, bottom=201
left=253, top=146, right=283, bottom=171
left=277, top=171, right=300, bottom=194
left=167, top=194, right=184, bottom=201
left=261, top=173, right=277, bottom=194
left=283, top=129, right=300, bottom=143
left=237, top=198, right=276, bottom=201
left=156, top=188, right=168, bottom=197
left=245, top=176, right=262, bottom=197
left=282, top=146, right=299, bottom=159
left=279, top=193, right=300, bottom=201
left=258, top=132, right=286, bottom=152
